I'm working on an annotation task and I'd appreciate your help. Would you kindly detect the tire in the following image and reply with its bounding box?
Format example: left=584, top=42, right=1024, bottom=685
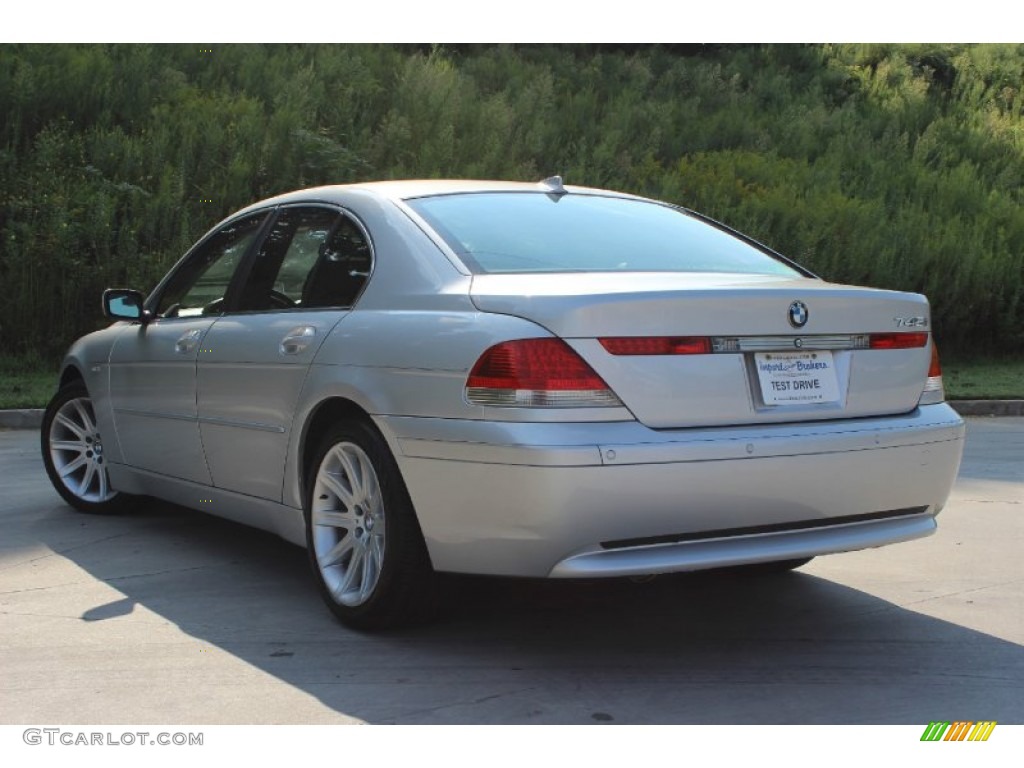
left=305, top=419, right=436, bottom=630
left=40, top=381, right=130, bottom=514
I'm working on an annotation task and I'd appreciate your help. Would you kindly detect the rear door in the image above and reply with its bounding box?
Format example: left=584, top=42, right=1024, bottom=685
left=196, top=205, right=372, bottom=501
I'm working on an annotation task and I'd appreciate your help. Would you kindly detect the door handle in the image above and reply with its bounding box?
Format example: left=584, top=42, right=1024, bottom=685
left=280, top=325, right=317, bottom=355
left=175, top=328, right=203, bottom=354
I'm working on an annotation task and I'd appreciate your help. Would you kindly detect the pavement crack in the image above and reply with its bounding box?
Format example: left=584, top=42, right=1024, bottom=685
left=955, top=498, right=1022, bottom=505
left=897, top=578, right=1024, bottom=608
left=0, top=533, right=130, bottom=573
left=0, top=564, right=217, bottom=596
left=0, top=609, right=96, bottom=621
left=104, top=564, right=214, bottom=583
left=382, top=686, right=539, bottom=722
left=0, top=580, right=94, bottom=595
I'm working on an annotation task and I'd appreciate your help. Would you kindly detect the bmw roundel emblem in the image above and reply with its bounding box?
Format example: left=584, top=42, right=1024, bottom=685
left=788, top=300, right=809, bottom=328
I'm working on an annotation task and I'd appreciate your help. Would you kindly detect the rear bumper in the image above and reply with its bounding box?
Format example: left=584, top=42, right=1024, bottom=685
left=378, top=404, right=965, bottom=578
left=551, top=509, right=935, bottom=577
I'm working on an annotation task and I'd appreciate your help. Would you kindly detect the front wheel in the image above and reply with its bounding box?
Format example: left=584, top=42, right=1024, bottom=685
left=305, top=420, right=436, bottom=629
left=41, top=381, right=129, bottom=514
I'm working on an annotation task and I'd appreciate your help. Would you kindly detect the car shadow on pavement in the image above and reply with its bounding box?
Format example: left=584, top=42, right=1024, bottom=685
left=9, top=489, right=1022, bottom=725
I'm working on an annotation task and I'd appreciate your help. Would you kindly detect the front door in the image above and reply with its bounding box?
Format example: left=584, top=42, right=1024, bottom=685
left=108, top=212, right=268, bottom=483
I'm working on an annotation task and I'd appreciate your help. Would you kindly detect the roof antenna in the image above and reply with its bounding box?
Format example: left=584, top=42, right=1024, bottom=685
left=538, top=175, right=568, bottom=198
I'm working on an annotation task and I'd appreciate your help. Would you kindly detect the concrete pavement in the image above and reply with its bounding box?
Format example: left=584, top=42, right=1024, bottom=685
left=1, top=418, right=1021, bottom=724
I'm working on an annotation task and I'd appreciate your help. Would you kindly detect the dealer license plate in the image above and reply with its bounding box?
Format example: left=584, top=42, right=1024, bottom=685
left=755, top=351, right=840, bottom=405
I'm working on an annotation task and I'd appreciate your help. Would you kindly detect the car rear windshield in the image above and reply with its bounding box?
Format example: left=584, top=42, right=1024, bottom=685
left=406, top=192, right=802, bottom=276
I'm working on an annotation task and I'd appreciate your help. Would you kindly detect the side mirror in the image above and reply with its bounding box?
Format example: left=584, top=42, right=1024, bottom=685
left=103, top=289, right=151, bottom=322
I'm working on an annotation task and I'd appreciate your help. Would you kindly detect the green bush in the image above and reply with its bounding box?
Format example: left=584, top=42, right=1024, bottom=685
left=1, top=43, right=1021, bottom=359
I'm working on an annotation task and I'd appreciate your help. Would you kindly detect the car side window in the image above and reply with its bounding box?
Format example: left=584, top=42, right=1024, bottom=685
left=236, top=206, right=372, bottom=312
left=156, top=213, right=267, bottom=318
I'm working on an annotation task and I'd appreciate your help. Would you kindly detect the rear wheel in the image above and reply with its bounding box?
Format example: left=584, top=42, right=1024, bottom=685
left=305, top=419, right=436, bottom=629
left=41, top=381, right=129, bottom=514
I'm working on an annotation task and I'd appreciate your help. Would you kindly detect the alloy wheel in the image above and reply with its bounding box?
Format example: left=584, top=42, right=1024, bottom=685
left=47, top=396, right=116, bottom=503
left=310, top=441, right=386, bottom=607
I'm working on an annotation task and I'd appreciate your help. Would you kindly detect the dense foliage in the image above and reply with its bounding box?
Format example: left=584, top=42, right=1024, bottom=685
left=1, top=43, right=1022, bottom=359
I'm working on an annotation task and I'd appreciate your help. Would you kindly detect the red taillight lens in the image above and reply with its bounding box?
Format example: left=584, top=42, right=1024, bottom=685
left=599, top=336, right=712, bottom=356
left=928, top=343, right=942, bottom=378
left=868, top=332, right=929, bottom=349
left=466, top=339, right=621, bottom=407
left=468, top=339, right=606, bottom=390
left=920, top=339, right=945, bottom=404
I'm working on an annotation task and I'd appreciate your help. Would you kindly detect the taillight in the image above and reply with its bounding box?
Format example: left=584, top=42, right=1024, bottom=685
left=599, top=337, right=712, bottom=355
left=466, top=339, right=622, bottom=407
left=868, top=332, right=929, bottom=349
left=919, top=339, right=945, bottom=405
left=928, top=343, right=942, bottom=378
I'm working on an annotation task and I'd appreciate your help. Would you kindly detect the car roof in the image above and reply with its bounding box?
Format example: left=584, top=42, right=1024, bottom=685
left=238, top=179, right=646, bottom=212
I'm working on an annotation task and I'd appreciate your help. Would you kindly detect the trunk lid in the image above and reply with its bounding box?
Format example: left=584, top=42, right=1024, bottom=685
left=470, top=272, right=933, bottom=428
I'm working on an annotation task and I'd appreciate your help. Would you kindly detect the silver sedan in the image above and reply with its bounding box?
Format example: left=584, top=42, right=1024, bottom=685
left=40, top=178, right=966, bottom=628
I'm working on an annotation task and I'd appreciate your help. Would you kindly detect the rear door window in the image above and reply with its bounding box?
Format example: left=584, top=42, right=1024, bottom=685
left=236, top=206, right=373, bottom=312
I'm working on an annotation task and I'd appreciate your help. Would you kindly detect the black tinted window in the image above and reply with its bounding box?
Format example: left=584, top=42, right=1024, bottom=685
left=157, top=213, right=266, bottom=317
left=236, top=207, right=371, bottom=312
left=408, top=193, right=800, bottom=276
left=301, top=217, right=372, bottom=309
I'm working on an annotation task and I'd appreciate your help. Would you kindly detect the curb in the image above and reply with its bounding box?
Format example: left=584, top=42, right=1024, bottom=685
left=949, top=400, right=1024, bottom=417
left=2, top=401, right=1022, bottom=431
left=0, top=409, right=44, bottom=429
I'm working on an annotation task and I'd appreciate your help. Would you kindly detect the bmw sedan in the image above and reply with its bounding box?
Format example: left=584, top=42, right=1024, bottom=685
left=41, top=178, right=966, bottom=628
